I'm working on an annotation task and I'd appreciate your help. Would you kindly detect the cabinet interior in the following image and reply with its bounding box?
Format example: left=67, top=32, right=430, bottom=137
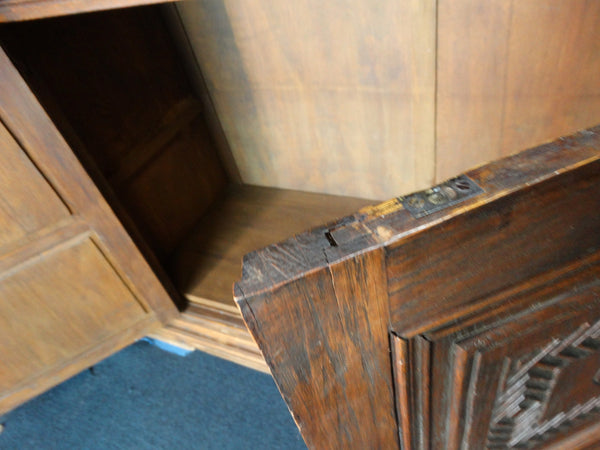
left=0, top=4, right=374, bottom=370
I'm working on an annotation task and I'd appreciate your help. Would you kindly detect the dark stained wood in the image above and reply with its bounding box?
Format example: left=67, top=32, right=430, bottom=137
left=0, top=0, right=181, bottom=23
left=387, top=155, right=600, bottom=335
left=0, top=6, right=229, bottom=256
left=237, top=248, right=398, bottom=449
left=544, top=421, right=600, bottom=450
left=0, top=7, right=191, bottom=177
left=403, top=253, right=600, bottom=449
left=236, top=126, right=600, bottom=448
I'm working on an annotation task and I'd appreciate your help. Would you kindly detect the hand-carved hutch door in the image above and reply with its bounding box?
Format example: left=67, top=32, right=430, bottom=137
left=0, top=46, right=177, bottom=414
left=236, top=126, right=600, bottom=449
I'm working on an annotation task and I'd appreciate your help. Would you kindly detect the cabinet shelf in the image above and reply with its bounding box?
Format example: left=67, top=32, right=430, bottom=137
left=156, top=185, right=372, bottom=371
left=173, top=184, right=373, bottom=314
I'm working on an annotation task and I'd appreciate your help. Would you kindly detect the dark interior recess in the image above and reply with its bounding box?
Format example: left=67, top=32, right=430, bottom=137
left=0, top=5, right=373, bottom=343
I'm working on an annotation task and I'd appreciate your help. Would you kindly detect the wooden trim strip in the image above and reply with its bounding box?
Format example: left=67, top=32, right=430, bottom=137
left=0, top=0, right=181, bottom=23
left=0, top=216, right=89, bottom=280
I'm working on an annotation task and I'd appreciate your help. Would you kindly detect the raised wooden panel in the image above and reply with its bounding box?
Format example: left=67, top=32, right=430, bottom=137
left=437, top=0, right=600, bottom=181
left=391, top=255, right=600, bottom=449
left=387, top=157, right=600, bottom=335
left=0, top=120, right=68, bottom=247
left=0, top=43, right=177, bottom=320
left=0, top=236, right=146, bottom=395
left=175, top=0, right=435, bottom=199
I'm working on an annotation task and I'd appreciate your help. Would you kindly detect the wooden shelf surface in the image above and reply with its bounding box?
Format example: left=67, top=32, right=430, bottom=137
left=172, top=184, right=375, bottom=313
left=153, top=185, right=374, bottom=370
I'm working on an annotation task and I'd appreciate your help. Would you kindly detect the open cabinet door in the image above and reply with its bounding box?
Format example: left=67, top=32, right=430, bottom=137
left=235, top=126, right=600, bottom=449
left=0, top=47, right=177, bottom=414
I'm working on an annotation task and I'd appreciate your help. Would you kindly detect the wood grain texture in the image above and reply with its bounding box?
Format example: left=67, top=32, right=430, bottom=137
left=0, top=43, right=178, bottom=413
left=0, top=313, right=160, bottom=416
left=0, top=0, right=181, bottom=22
left=0, top=45, right=177, bottom=320
left=164, top=186, right=371, bottom=372
left=237, top=248, right=398, bottom=449
left=436, top=0, right=600, bottom=181
left=162, top=3, right=242, bottom=184
left=173, top=184, right=374, bottom=313
left=0, top=120, right=69, bottom=248
left=391, top=334, right=430, bottom=450
left=175, top=0, right=435, bottom=199
left=419, top=256, right=600, bottom=449
left=150, top=303, right=269, bottom=373
left=236, top=125, right=600, bottom=448
left=0, top=237, right=146, bottom=395
left=0, top=6, right=229, bottom=256
left=544, top=420, right=600, bottom=450
left=387, top=159, right=600, bottom=335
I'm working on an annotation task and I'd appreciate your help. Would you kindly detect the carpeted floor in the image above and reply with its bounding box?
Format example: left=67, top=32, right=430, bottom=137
left=0, top=341, right=306, bottom=449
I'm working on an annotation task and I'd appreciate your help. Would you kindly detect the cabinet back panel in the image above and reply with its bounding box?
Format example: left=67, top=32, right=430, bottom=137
left=437, top=0, right=600, bottom=180
left=174, top=0, right=436, bottom=199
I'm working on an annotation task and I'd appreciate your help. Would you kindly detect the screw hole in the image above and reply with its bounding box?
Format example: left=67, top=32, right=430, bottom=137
left=454, top=179, right=471, bottom=192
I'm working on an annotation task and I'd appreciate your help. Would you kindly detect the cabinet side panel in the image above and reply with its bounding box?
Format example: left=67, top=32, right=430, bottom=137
left=0, top=7, right=229, bottom=256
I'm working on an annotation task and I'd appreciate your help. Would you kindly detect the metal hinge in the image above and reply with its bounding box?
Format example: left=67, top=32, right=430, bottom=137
left=399, top=175, right=483, bottom=218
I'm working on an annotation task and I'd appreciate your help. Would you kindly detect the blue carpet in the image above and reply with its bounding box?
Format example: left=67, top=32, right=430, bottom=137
left=0, top=341, right=306, bottom=449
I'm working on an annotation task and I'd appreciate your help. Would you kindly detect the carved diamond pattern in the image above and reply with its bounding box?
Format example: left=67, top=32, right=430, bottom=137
left=487, top=321, right=600, bottom=448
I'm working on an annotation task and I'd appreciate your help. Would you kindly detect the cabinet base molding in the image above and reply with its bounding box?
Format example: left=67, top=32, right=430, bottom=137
left=149, top=305, right=268, bottom=373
